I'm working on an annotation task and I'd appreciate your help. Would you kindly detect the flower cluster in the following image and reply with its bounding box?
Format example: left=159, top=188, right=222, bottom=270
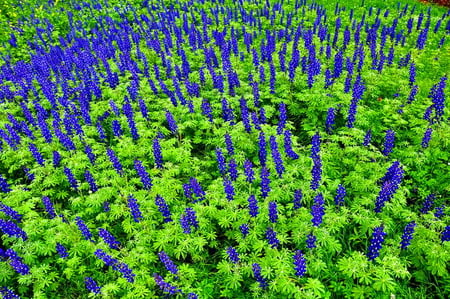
left=153, top=273, right=181, bottom=294
left=420, top=193, right=435, bottom=214
left=293, top=250, right=307, bottom=277
left=248, top=195, right=259, bottom=217
left=260, top=166, right=271, bottom=198
left=84, top=170, right=98, bottom=192
left=243, top=159, right=255, bottom=183
left=293, top=189, right=302, bottom=209
left=42, top=196, right=56, bottom=219
left=127, top=195, right=143, bottom=223
left=265, top=227, right=280, bottom=248
left=84, top=277, right=101, bottom=294
left=155, top=195, right=172, bottom=222
left=0, top=219, right=27, bottom=240
left=442, top=226, right=450, bottom=242
left=106, top=148, right=124, bottom=175
left=270, top=136, right=285, bottom=178
left=29, top=143, right=45, bottom=166
left=134, top=160, right=153, bottom=190
left=5, top=249, right=30, bottom=275
left=223, top=178, right=235, bottom=201
left=0, top=174, right=11, bottom=193
left=374, top=161, right=404, bottom=213
left=56, top=243, right=68, bottom=258
left=224, top=133, right=234, bottom=156
left=94, top=249, right=135, bottom=282
left=153, top=138, right=163, bottom=169
left=276, top=102, right=288, bottom=135
left=382, top=129, right=396, bottom=156
left=400, top=221, right=416, bottom=249
left=165, top=110, right=178, bottom=134
left=180, top=208, right=199, bottom=233
left=0, top=287, right=21, bottom=299
left=334, top=184, right=346, bottom=206
left=363, top=129, right=372, bottom=146
left=268, top=201, right=278, bottom=223
left=201, top=98, right=213, bottom=122
left=240, top=224, right=249, bottom=238
left=283, top=130, right=299, bottom=159
left=64, top=167, right=78, bottom=190
left=258, top=132, right=267, bottom=166
left=75, top=217, right=93, bottom=241
left=228, top=159, right=239, bottom=181
left=311, top=193, right=325, bottom=227
left=421, top=128, right=432, bottom=148
left=252, top=263, right=268, bottom=289
left=158, top=251, right=178, bottom=274
left=226, top=246, right=240, bottom=264
left=215, top=148, right=227, bottom=175
left=310, top=132, right=322, bottom=190
left=306, top=233, right=317, bottom=249
left=98, top=228, right=121, bottom=250
left=0, top=202, right=22, bottom=222
left=325, top=107, right=336, bottom=134
left=367, top=226, right=387, bottom=261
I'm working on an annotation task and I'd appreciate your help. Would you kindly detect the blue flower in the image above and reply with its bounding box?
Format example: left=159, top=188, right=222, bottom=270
left=421, top=128, right=433, bottom=148
left=0, top=174, right=11, bottom=193
left=374, top=161, right=404, bottom=213
left=223, top=178, right=235, bottom=201
left=293, top=190, right=302, bottom=210
left=367, top=226, right=387, bottom=261
left=42, top=196, right=56, bottom=219
left=240, top=224, right=249, bottom=238
left=165, top=110, right=178, bottom=134
left=158, top=251, right=178, bottom=274
left=311, top=193, right=325, bottom=227
left=153, top=273, right=181, bottom=294
left=75, top=217, right=93, bottom=241
left=243, top=159, right=255, bottom=183
left=106, top=148, right=123, bottom=175
left=382, top=130, right=396, bottom=156
left=28, top=143, right=45, bottom=166
left=400, top=221, right=416, bottom=249
left=268, top=201, right=278, bottom=223
left=84, top=277, right=101, bottom=294
left=266, top=227, right=280, bottom=248
left=260, top=166, right=271, bottom=199
left=56, top=243, right=68, bottom=258
left=84, top=170, right=98, bottom=193
left=0, top=219, right=27, bottom=240
left=0, top=202, right=22, bottom=222
left=153, top=138, right=163, bottom=169
left=293, top=250, right=307, bottom=277
left=442, top=226, right=450, bottom=242
left=134, top=160, right=153, bottom=190
left=98, top=228, right=121, bottom=250
left=325, top=108, right=336, bottom=134
left=306, top=233, right=317, bottom=249
left=420, top=194, right=435, bottom=214
left=155, top=195, right=172, bottom=222
left=215, top=148, right=227, bottom=176
left=226, top=246, right=240, bottom=264
left=224, top=133, right=235, bottom=156
left=248, top=195, right=259, bottom=218
left=252, top=263, right=268, bottom=289
left=270, top=136, right=285, bottom=178
left=127, top=195, right=143, bottom=223
left=334, top=185, right=346, bottom=206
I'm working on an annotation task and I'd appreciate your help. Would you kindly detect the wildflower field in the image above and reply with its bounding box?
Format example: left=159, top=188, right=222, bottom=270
left=0, top=0, right=449, bottom=298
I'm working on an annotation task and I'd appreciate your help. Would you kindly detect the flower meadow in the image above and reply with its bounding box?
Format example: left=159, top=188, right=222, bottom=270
left=0, top=0, right=449, bottom=298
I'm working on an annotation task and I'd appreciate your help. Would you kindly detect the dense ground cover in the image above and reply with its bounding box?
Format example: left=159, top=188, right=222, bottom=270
left=0, top=0, right=449, bottom=298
